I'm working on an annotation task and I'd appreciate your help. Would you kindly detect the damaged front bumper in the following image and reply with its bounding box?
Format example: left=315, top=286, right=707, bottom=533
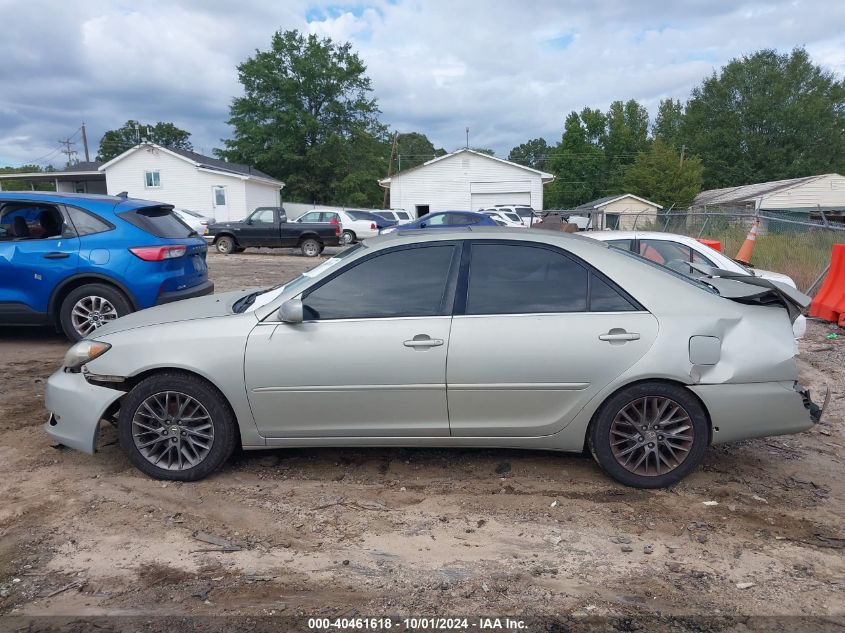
left=44, top=368, right=124, bottom=454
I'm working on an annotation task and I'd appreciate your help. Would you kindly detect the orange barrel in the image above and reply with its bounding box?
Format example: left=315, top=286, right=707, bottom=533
left=810, top=244, right=845, bottom=325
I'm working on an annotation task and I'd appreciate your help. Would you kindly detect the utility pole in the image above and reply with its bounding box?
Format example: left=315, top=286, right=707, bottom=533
left=57, top=137, right=78, bottom=167
left=80, top=123, right=90, bottom=162
left=679, top=144, right=685, bottom=168
left=465, top=127, right=469, bottom=149
left=383, top=132, right=399, bottom=208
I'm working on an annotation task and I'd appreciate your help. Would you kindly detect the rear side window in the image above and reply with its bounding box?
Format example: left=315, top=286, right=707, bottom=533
left=118, top=206, right=193, bottom=238
left=466, top=243, right=588, bottom=314
left=589, top=273, right=637, bottom=311
left=303, top=245, right=455, bottom=320
left=606, top=239, right=633, bottom=251
left=66, top=207, right=113, bottom=236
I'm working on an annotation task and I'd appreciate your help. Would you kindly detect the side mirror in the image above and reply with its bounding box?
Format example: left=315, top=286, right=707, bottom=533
left=246, top=218, right=253, bottom=225
left=420, top=222, right=427, bottom=228
left=278, top=299, right=303, bottom=323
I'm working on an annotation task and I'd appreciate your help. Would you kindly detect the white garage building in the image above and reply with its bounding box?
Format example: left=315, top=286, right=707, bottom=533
left=378, top=148, right=554, bottom=218
left=99, top=142, right=284, bottom=222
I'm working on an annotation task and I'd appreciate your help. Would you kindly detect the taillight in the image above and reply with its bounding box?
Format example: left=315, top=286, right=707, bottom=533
left=129, top=245, right=187, bottom=261
left=330, top=217, right=339, bottom=225
left=335, top=226, right=341, bottom=237
left=370, top=222, right=376, bottom=230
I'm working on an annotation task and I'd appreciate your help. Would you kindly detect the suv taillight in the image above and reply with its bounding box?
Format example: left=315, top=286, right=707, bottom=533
left=129, top=245, right=187, bottom=261
left=335, top=226, right=341, bottom=237
left=330, top=217, right=340, bottom=225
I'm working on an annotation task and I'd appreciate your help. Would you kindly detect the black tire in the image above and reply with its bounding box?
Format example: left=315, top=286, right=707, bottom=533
left=340, top=230, right=356, bottom=245
left=59, top=283, right=133, bottom=342
left=300, top=238, right=321, bottom=257
left=117, top=372, right=237, bottom=481
left=589, top=381, right=709, bottom=489
left=215, top=235, right=236, bottom=254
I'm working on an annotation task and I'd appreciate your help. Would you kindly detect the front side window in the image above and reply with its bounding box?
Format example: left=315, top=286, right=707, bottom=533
left=424, top=214, right=449, bottom=226
left=303, top=245, right=455, bottom=320
left=0, top=204, right=66, bottom=240
left=144, top=171, right=161, bottom=188
left=466, top=243, right=588, bottom=315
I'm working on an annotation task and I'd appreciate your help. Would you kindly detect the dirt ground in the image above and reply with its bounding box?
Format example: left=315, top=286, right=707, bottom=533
left=1, top=248, right=844, bottom=630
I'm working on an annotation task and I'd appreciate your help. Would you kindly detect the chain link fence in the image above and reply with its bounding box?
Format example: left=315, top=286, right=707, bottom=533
left=552, top=207, right=845, bottom=295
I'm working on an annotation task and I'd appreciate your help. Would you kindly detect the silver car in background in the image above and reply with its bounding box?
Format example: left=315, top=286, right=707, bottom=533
left=44, top=228, right=825, bottom=488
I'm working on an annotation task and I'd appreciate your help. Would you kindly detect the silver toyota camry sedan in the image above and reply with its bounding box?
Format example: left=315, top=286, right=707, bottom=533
left=44, top=228, right=826, bottom=488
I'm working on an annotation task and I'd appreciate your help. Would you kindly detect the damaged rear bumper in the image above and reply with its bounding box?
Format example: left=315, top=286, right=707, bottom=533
left=44, top=368, right=124, bottom=454
left=689, top=380, right=826, bottom=445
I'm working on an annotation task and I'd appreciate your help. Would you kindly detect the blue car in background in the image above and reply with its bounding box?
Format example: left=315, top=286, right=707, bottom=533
left=381, top=210, right=499, bottom=233
left=0, top=192, right=213, bottom=341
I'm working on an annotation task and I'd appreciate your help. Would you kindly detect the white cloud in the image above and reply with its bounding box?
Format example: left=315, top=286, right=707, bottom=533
left=0, top=0, right=842, bottom=166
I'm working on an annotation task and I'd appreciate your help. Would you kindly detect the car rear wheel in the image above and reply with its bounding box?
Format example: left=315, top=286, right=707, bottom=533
left=300, top=238, right=321, bottom=257
left=118, top=372, right=237, bottom=481
left=340, top=230, right=356, bottom=245
left=215, top=236, right=235, bottom=254
left=59, top=283, right=132, bottom=342
left=589, top=382, right=708, bottom=488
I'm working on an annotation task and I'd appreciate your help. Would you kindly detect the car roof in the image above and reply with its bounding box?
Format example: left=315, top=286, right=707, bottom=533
left=366, top=225, right=597, bottom=248
left=0, top=191, right=171, bottom=214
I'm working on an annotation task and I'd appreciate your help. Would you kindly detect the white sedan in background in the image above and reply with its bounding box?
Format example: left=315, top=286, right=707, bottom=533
left=481, top=209, right=526, bottom=227
left=173, top=208, right=215, bottom=238
left=582, top=230, right=807, bottom=338
left=294, top=209, right=384, bottom=245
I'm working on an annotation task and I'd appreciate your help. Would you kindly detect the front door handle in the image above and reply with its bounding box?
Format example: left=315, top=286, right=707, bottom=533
left=403, top=334, right=444, bottom=349
left=599, top=329, right=640, bottom=343
left=43, top=252, right=69, bottom=259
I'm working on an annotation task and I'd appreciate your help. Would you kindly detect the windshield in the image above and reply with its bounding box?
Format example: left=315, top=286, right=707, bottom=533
left=235, top=243, right=365, bottom=313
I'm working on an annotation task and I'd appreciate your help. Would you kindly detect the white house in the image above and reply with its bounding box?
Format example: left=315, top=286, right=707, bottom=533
left=378, top=148, right=554, bottom=217
left=99, top=143, right=284, bottom=222
left=693, top=173, right=845, bottom=225
left=573, top=193, right=663, bottom=230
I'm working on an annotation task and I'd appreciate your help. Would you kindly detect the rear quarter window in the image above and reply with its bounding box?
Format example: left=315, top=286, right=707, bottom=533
left=117, top=206, right=193, bottom=238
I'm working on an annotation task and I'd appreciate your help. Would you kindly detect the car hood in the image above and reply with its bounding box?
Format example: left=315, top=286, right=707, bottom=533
left=88, top=290, right=252, bottom=338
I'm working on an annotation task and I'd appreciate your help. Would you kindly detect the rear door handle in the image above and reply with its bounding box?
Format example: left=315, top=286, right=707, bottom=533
left=599, top=329, right=640, bottom=342
left=43, top=252, right=69, bottom=259
left=404, top=335, right=444, bottom=349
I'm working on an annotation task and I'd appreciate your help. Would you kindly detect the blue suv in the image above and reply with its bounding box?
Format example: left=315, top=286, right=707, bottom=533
left=0, top=192, right=213, bottom=341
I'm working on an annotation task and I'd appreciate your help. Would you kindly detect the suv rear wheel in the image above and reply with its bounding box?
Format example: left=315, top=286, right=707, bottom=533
left=59, top=283, right=132, bottom=342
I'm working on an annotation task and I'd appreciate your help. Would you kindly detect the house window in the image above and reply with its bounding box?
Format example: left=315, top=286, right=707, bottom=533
left=144, top=171, right=161, bottom=188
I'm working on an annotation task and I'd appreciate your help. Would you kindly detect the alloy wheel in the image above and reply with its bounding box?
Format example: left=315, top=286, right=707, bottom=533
left=609, top=396, right=694, bottom=476
left=131, top=391, right=214, bottom=471
left=71, top=295, right=118, bottom=337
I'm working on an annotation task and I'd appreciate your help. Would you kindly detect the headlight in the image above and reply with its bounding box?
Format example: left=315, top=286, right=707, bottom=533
left=64, top=340, right=111, bottom=370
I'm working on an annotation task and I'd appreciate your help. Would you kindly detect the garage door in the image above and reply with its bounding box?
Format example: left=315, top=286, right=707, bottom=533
left=470, top=192, right=531, bottom=211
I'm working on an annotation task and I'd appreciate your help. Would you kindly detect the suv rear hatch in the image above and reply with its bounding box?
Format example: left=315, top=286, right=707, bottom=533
left=117, top=205, right=210, bottom=295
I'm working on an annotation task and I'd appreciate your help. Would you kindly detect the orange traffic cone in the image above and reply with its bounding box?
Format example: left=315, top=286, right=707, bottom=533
left=734, top=219, right=759, bottom=264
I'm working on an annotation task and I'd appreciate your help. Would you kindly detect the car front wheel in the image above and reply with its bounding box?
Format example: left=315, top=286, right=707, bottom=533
left=59, top=283, right=132, bottom=342
left=117, top=372, right=237, bottom=481
left=215, top=236, right=235, bottom=254
left=589, top=382, right=708, bottom=488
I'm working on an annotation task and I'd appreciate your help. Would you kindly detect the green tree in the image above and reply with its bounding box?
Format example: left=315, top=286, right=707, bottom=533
left=653, top=98, right=685, bottom=148
left=604, top=99, right=650, bottom=191
left=394, top=132, right=445, bottom=172
left=0, top=165, right=56, bottom=191
left=683, top=47, right=845, bottom=189
left=97, top=120, right=192, bottom=161
left=507, top=138, right=549, bottom=169
left=547, top=111, right=606, bottom=207
left=624, top=139, right=703, bottom=208
left=218, top=29, right=387, bottom=206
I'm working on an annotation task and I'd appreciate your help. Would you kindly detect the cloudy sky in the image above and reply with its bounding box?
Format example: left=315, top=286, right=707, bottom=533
left=1, top=0, right=843, bottom=167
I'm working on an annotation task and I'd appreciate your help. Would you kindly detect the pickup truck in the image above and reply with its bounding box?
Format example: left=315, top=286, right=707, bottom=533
left=208, top=206, right=341, bottom=257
